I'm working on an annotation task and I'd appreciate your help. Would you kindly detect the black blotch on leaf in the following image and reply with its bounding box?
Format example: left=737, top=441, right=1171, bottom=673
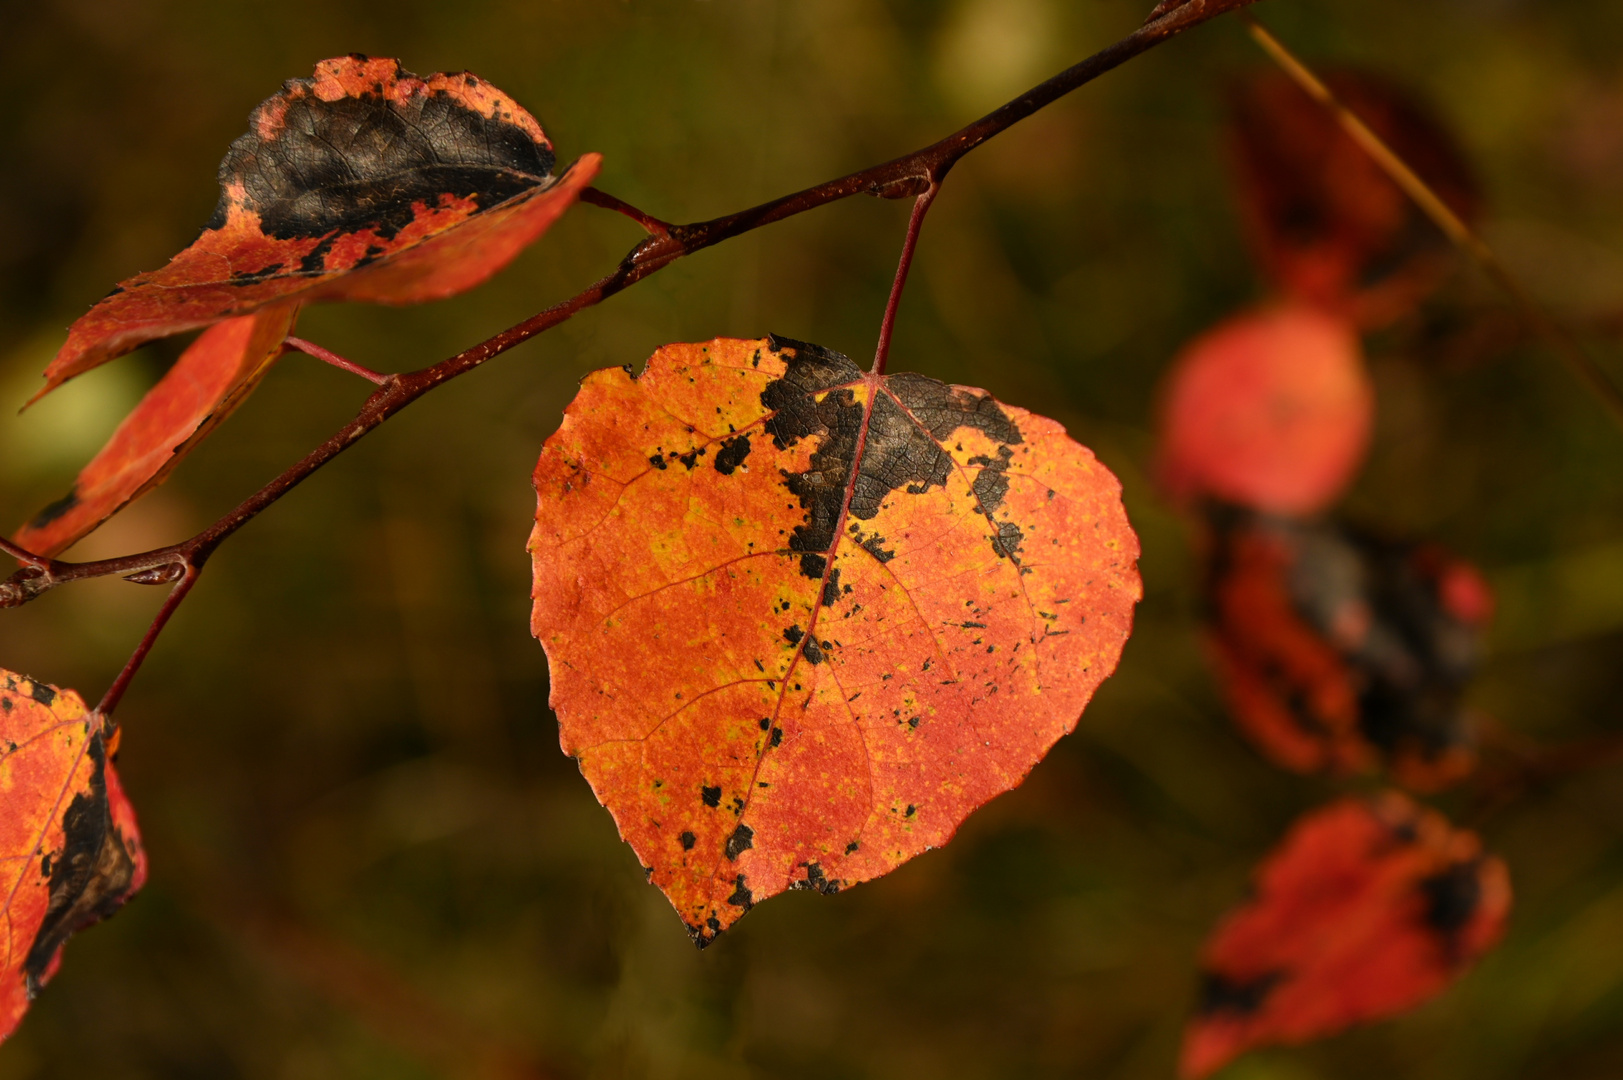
left=27, top=680, right=56, bottom=707
left=727, top=874, right=753, bottom=909
left=29, top=490, right=79, bottom=531
left=725, top=824, right=755, bottom=861
left=1197, top=970, right=1284, bottom=1017
left=1420, top=862, right=1482, bottom=940
left=23, top=736, right=139, bottom=996
left=679, top=831, right=696, bottom=850
left=701, top=785, right=722, bottom=808
left=649, top=453, right=667, bottom=470
left=713, top=433, right=752, bottom=475
left=210, top=57, right=556, bottom=242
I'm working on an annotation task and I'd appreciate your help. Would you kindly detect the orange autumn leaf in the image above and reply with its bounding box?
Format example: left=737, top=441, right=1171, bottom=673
left=1157, top=303, right=1372, bottom=516
left=15, top=305, right=297, bottom=558
left=1229, top=69, right=1479, bottom=328
left=1202, top=507, right=1490, bottom=789
left=1180, top=793, right=1509, bottom=1078
left=529, top=336, right=1141, bottom=945
left=35, top=55, right=600, bottom=402
left=1, top=670, right=146, bottom=1044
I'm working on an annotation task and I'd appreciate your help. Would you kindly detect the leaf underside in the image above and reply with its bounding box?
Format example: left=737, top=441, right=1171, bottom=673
left=530, top=336, right=1141, bottom=945
left=16, top=306, right=297, bottom=558
left=0, top=671, right=146, bottom=1044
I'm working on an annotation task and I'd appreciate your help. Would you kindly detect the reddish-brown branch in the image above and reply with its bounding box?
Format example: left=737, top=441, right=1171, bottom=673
left=872, top=183, right=940, bottom=377
left=0, top=0, right=1257, bottom=705
left=284, top=336, right=392, bottom=386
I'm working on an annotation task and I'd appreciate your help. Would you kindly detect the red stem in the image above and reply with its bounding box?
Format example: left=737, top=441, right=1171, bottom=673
left=95, top=563, right=199, bottom=718
left=580, top=186, right=673, bottom=235
left=0, top=536, right=46, bottom=567
left=873, top=183, right=940, bottom=376
left=284, top=336, right=391, bottom=386
left=0, top=0, right=1259, bottom=708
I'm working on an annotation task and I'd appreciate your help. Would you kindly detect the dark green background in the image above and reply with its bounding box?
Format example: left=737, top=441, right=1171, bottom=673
left=3, top=1, right=1623, bottom=1077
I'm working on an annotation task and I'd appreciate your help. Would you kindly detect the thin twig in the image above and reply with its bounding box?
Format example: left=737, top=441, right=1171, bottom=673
left=0, top=0, right=1259, bottom=710
left=284, top=336, right=392, bottom=386
left=1241, top=12, right=1623, bottom=431
left=872, top=183, right=940, bottom=377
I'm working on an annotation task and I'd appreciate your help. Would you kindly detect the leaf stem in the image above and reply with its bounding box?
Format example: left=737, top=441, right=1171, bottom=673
left=0, top=536, right=47, bottom=568
left=95, top=562, right=199, bottom=719
left=1241, top=12, right=1623, bottom=432
left=873, top=183, right=940, bottom=377
left=580, top=186, right=673, bottom=235
left=283, top=336, right=392, bottom=386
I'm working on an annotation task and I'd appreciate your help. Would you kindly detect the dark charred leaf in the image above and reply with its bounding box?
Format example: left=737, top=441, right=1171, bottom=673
left=34, top=55, right=600, bottom=402
left=1201, top=505, right=1492, bottom=789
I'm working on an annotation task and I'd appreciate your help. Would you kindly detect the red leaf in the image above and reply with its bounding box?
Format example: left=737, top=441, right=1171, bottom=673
left=1, top=671, right=146, bottom=1044
left=1202, top=508, right=1489, bottom=789
left=15, top=305, right=297, bottom=558
left=1157, top=304, right=1373, bottom=516
left=1229, top=70, right=1479, bottom=328
left=530, top=337, right=1141, bottom=945
left=34, top=56, right=600, bottom=402
left=1181, top=793, right=1510, bottom=1078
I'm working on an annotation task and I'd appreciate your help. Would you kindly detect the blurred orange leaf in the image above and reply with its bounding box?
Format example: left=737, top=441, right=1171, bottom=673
left=1181, top=792, right=1509, bottom=1078
left=34, top=55, right=599, bottom=402
left=1203, top=507, right=1490, bottom=789
left=1229, top=69, right=1478, bottom=328
left=529, top=336, right=1141, bottom=945
left=15, top=305, right=297, bottom=558
left=1157, top=303, right=1373, bottom=516
left=1, top=670, right=146, bottom=1044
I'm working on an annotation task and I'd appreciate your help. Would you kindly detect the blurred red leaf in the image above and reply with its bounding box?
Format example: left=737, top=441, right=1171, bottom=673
left=1203, top=507, right=1491, bottom=788
left=1229, top=69, right=1479, bottom=328
left=529, top=336, right=1141, bottom=944
left=15, top=305, right=297, bottom=558
left=1181, top=792, right=1510, bottom=1078
left=1157, top=304, right=1373, bottom=516
left=1, top=670, right=146, bottom=1044
left=34, top=55, right=600, bottom=402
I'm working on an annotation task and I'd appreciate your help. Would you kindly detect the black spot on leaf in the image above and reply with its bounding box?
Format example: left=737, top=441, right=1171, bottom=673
left=725, top=824, right=755, bottom=860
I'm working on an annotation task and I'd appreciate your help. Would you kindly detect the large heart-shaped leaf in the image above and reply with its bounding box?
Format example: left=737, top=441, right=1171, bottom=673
left=530, top=336, right=1140, bottom=944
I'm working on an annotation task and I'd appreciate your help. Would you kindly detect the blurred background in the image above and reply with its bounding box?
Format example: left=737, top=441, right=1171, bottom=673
left=3, top=0, right=1623, bottom=1077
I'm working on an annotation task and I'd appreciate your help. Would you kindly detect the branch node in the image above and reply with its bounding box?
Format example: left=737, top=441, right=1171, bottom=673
left=867, top=174, right=932, bottom=201
left=0, top=566, right=50, bottom=609
left=125, top=561, right=188, bottom=586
